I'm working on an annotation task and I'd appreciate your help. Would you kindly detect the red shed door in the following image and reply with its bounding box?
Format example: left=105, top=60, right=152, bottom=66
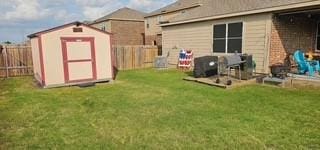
left=61, top=37, right=97, bottom=83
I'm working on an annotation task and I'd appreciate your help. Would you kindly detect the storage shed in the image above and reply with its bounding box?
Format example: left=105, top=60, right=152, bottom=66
left=28, top=21, right=114, bottom=88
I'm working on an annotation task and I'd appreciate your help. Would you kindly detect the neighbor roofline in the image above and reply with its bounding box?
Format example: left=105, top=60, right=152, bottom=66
left=145, top=4, right=201, bottom=18
left=90, top=18, right=144, bottom=25
left=160, top=0, right=320, bottom=26
left=28, top=21, right=112, bottom=38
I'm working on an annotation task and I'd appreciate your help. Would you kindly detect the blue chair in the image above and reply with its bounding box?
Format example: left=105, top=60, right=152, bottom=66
left=293, top=50, right=320, bottom=76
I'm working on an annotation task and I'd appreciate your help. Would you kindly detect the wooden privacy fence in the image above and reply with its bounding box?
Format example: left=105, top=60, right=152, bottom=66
left=0, top=44, right=159, bottom=77
left=0, top=44, right=33, bottom=78
left=113, top=45, right=159, bottom=70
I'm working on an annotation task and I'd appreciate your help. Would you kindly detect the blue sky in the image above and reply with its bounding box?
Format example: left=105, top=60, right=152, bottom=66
left=0, top=0, right=176, bottom=43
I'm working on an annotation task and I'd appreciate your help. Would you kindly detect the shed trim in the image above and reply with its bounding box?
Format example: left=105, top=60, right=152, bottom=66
left=110, top=35, right=115, bottom=80
left=61, top=37, right=97, bottom=83
left=28, top=21, right=112, bottom=38
left=38, top=36, right=46, bottom=86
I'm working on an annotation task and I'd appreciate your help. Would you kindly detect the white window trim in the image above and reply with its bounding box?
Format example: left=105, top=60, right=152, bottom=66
left=212, top=21, right=244, bottom=55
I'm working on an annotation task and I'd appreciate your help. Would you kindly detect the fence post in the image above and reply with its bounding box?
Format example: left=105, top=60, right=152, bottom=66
left=4, top=45, right=9, bottom=78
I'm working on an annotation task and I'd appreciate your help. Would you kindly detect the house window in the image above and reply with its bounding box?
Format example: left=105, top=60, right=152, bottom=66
left=101, top=26, right=106, bottom=31
left=213, top=22, right=243, bottom=53
left=316, top=22, right=320, bottom=50
left=158, top=16, right=163, bottom=23
left=146, top=19, right=150, bottom=28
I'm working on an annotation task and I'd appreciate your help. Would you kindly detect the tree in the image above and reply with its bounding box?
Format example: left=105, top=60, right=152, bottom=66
left=3, top=41, right=12, bottom=44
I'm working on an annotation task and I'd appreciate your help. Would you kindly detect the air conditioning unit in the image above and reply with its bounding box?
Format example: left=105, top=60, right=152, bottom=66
left=154, top=56, right=168, bottom=69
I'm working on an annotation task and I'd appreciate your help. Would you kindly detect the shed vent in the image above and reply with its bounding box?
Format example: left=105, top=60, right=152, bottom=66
left=73, top=27, right=83, bottom=32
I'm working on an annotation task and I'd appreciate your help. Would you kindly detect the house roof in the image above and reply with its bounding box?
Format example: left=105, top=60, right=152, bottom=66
left=92, top=7, right=146, bottom=24
left=145, top=0, right=202, bottom=17
left=162, top=0, right=320, bottom=26
left=28, top=21, right=112, bottom=38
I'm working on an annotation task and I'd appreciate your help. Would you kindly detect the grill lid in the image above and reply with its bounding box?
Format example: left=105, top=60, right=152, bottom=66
left=220, top=55, right=245, bottom=66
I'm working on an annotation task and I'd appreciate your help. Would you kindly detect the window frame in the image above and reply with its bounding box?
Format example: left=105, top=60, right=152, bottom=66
left=212, top=22, right=244, bottom=54
left=158, top=15, right=163, bottom=23
left=101, top=26, right=106, bottom=31
left=213, top=24, right=227, bottom=53
left=315, top=21, right=320, bottom=52
left=101, top=23, right=107, bottom=31
left=146, top=18, right=150, bottom=28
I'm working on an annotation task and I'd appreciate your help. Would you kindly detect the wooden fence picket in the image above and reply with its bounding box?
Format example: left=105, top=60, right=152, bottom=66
left=112, top=45, right=159, bottom=70
left=0, top=44, right=159, bottom=77
left=0, top=44, right=33, bottom=77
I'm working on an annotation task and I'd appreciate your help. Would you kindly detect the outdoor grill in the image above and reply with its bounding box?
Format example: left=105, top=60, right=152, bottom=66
left=218, top=55, right=246, bottom=79
left=220, top=55, right=244, bottom=66
left=270, top=64, right=290, bottom=79
left=193, top=56, right=219, bottom=78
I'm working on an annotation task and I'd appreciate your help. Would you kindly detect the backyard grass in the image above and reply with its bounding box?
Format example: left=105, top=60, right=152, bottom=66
left=0, top=69, right=319, bottom=149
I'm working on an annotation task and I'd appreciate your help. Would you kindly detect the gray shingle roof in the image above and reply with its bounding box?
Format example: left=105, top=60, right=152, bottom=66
left=93, top=7, right=146, bottom=23
left=145, top=0, right=202, bottom=17
left=166, top=0, right=319, bottom=23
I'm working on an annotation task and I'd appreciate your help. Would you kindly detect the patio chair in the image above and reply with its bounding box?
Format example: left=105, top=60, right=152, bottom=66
left=293, top=50, right=320, bottom=76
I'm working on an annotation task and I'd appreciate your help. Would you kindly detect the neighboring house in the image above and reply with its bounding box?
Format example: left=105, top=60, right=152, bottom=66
left=144, top=0, right=202, bottom=46
left=160, top=0, right=320, bottom=73
left=90, top=7, right=146, bottom=45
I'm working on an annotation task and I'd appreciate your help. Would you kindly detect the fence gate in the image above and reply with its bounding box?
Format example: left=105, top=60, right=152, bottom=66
left=0, top=44, right=33, bottom=78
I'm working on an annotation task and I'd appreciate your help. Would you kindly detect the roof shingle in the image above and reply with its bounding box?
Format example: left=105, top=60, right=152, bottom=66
left=166, top=0, right=319, bottom=23
left=145, top=0, right=202, bottom=17
left=93, top=7, right=146, bottom=23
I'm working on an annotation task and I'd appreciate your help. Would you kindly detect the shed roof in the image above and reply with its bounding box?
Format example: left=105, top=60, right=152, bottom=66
left=92, top=7, right=146, bottom=24
left=27, top=21, right=111, bottom=38
left=162, top=0, right=320, bottom=26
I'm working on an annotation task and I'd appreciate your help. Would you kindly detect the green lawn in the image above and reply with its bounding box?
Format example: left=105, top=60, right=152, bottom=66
left=0, top=69, right=319, bottom=149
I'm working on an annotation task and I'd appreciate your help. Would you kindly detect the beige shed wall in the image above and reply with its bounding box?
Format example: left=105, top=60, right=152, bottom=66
left=162, top=13, right=272, bottom=73
left=41, top=25, right=112, bottom=86
left=30, top=38, right=42, bottom=82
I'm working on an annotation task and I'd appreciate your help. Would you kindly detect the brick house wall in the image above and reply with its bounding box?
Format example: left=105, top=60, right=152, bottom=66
left=145, top=34, right=162, bottom=46
left=269, top=14, right=317, bottom=66
left=111, top=20, right=145, bottom=45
